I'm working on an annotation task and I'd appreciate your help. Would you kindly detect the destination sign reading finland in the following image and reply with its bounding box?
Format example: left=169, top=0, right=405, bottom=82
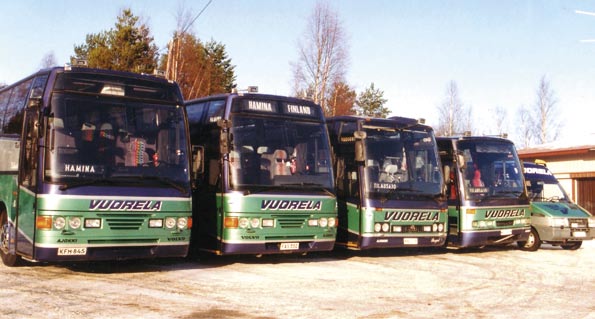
left=246, top=100, right=313, bottom=116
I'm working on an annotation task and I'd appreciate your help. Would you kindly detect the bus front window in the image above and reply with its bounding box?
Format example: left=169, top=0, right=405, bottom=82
left=363, top=128, right=442, bottom=200
left=228, top=115, right=333, bottom=191
left=45, top=94, right=189, bottom=190
left=457, top=141, right=524, bottom=200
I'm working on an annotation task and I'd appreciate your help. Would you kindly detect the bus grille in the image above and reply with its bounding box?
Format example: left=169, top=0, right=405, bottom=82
left=273, top=214, right=309, bottom=228
left=99, top=214, right=147, bottom=230
left=496, top=220, right=514, bottom=227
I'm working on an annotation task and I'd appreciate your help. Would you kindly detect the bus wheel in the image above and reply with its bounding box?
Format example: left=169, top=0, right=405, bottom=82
left=0, top=209, right=20, bottom=267
left=561, top=241, right=582, bottom=250
left=517, top=228, right=540, bottom=252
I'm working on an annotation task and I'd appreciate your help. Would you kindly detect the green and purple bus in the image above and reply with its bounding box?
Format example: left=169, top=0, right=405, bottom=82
left=186, top=93, right=336, bottom=255
left=0, top=66, right=192, bottom=266
left=437, top=135, right=531, bottom=248
left=326, top=116, right=447, bottom=250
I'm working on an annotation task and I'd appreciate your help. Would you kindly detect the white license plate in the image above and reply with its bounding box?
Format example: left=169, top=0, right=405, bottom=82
left=573, top=231, right=587, bottom=238
left=500, top=229, right=513, bottom=236
left=403, top=238, right=418, bottom=245
left=280, top=242, right=299, bottom=250
left=57, top=247, right=87, bottom=256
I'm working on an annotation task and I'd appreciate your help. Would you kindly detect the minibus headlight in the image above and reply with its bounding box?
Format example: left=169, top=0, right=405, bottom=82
left=552, top=218, right=569, bottom=227
left=54, top=217, right=66, bottom=230
left=69, top=217, right=82, bottom=229
left=588, top=218, right=595, bottom=228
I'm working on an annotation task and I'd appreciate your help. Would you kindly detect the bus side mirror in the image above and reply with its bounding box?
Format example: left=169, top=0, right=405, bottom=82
left=457, top=154, right=466, bottom=171
left=217, top=119, right=232, bottom=155
left=444, top=165, right=451, bottom=185
left=192, top=145, right=204, bottom=177
left=354, top=130, right=367, bottom=163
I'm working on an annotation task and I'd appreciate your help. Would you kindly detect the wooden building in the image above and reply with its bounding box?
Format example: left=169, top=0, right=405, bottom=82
left=517, top=134, right=595, bottom=214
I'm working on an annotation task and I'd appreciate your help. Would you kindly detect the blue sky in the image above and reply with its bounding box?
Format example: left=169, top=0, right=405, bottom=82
left=1, top=0, right=594, bottom=145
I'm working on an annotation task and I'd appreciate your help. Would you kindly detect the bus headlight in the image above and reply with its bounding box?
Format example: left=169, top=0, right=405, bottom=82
left=308, top=219, right=319, bottom=227
left=250, top=218, right=260, bottom=228
left=177, top=217, right=188, bottom=229
left=438, top=223, right=444, bottom=232
left=319, top=218, right=328, bottom=228
left=374, top=223, right=382, bottom=232
left=328, top=217, right=336, bottom=228
left=165, top=217, right=177, bottom=229
left=432, top=224, right=438, bottom=232
left=381, top=223, right=390, bottom=232
left=69, top=217, right=82, bottom=229
left=588, top=218, right=595, bottom=228
left=54, top=217, right=66, bottom=230
left=262, top=219, right=275, bottom=227
left=149, top=219, right=163, bottom=228
left=239, top=218, right=250, bottom=229
left=85, top=218, right=101, bottom=228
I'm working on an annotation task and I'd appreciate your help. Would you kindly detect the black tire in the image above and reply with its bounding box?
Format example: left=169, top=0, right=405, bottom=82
left=517, top=227, right=541, bottom=252
left=0, top=209, right=20, bottom=267
left=561, top=241, right=582, bottom=250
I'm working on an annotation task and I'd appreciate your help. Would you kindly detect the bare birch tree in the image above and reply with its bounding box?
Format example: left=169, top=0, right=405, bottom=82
left=40, top=52, right=57, bottom=68
left=489, top=106, right=508, bottom=136
left=292, top=1, right=348, bottom=115
left=533, top=75, right=561, bottom=144
left=436, top=80, right=471, bottom=136
left=516, top=105, right=534, bottom=148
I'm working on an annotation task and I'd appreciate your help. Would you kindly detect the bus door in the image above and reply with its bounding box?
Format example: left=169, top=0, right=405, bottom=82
left=443, top=157, right=462, bottom=242
left=15, top=101, right=42, bottom=257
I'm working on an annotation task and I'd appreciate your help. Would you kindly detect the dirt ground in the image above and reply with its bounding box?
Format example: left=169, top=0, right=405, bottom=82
left=0, top=241, right=593, bottom=319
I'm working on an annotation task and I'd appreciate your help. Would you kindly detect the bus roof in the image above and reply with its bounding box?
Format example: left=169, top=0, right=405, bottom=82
left=326, top=115, right=432, bottom=131
left=436, top=135, right=514, bottom=144
left=185, top=93, right=321, bottom=107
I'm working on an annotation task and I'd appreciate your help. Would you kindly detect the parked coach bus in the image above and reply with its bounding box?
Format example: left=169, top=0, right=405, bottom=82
left=186, top=93, right=336, bottom=255
left=0, top=65, right=192, bottom=266
left=437, top=135, right=531, bottom=248
left=326, top=116, right=447, bottom=250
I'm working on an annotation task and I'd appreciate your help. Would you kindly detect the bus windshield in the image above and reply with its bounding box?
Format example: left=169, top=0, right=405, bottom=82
left=228, top=114, right=333, bottom=191
left=363, top=127, right=442, bottom=200
left=45, top=93, right=189, bottom=191
left=457, top=140, right=524, bottom=200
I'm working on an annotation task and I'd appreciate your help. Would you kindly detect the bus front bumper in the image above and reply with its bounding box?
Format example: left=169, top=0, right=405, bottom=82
left=454, top=227, right=531, bottom=248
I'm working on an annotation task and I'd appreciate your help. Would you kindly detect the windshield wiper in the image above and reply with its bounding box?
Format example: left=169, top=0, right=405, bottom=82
left=111, top=175, right=189, bottom=195
left=59, top=178, right=113, bottom=191
left=493, top=190, right=523, bottom=198
left=276, top=182, right=335, bottom=197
